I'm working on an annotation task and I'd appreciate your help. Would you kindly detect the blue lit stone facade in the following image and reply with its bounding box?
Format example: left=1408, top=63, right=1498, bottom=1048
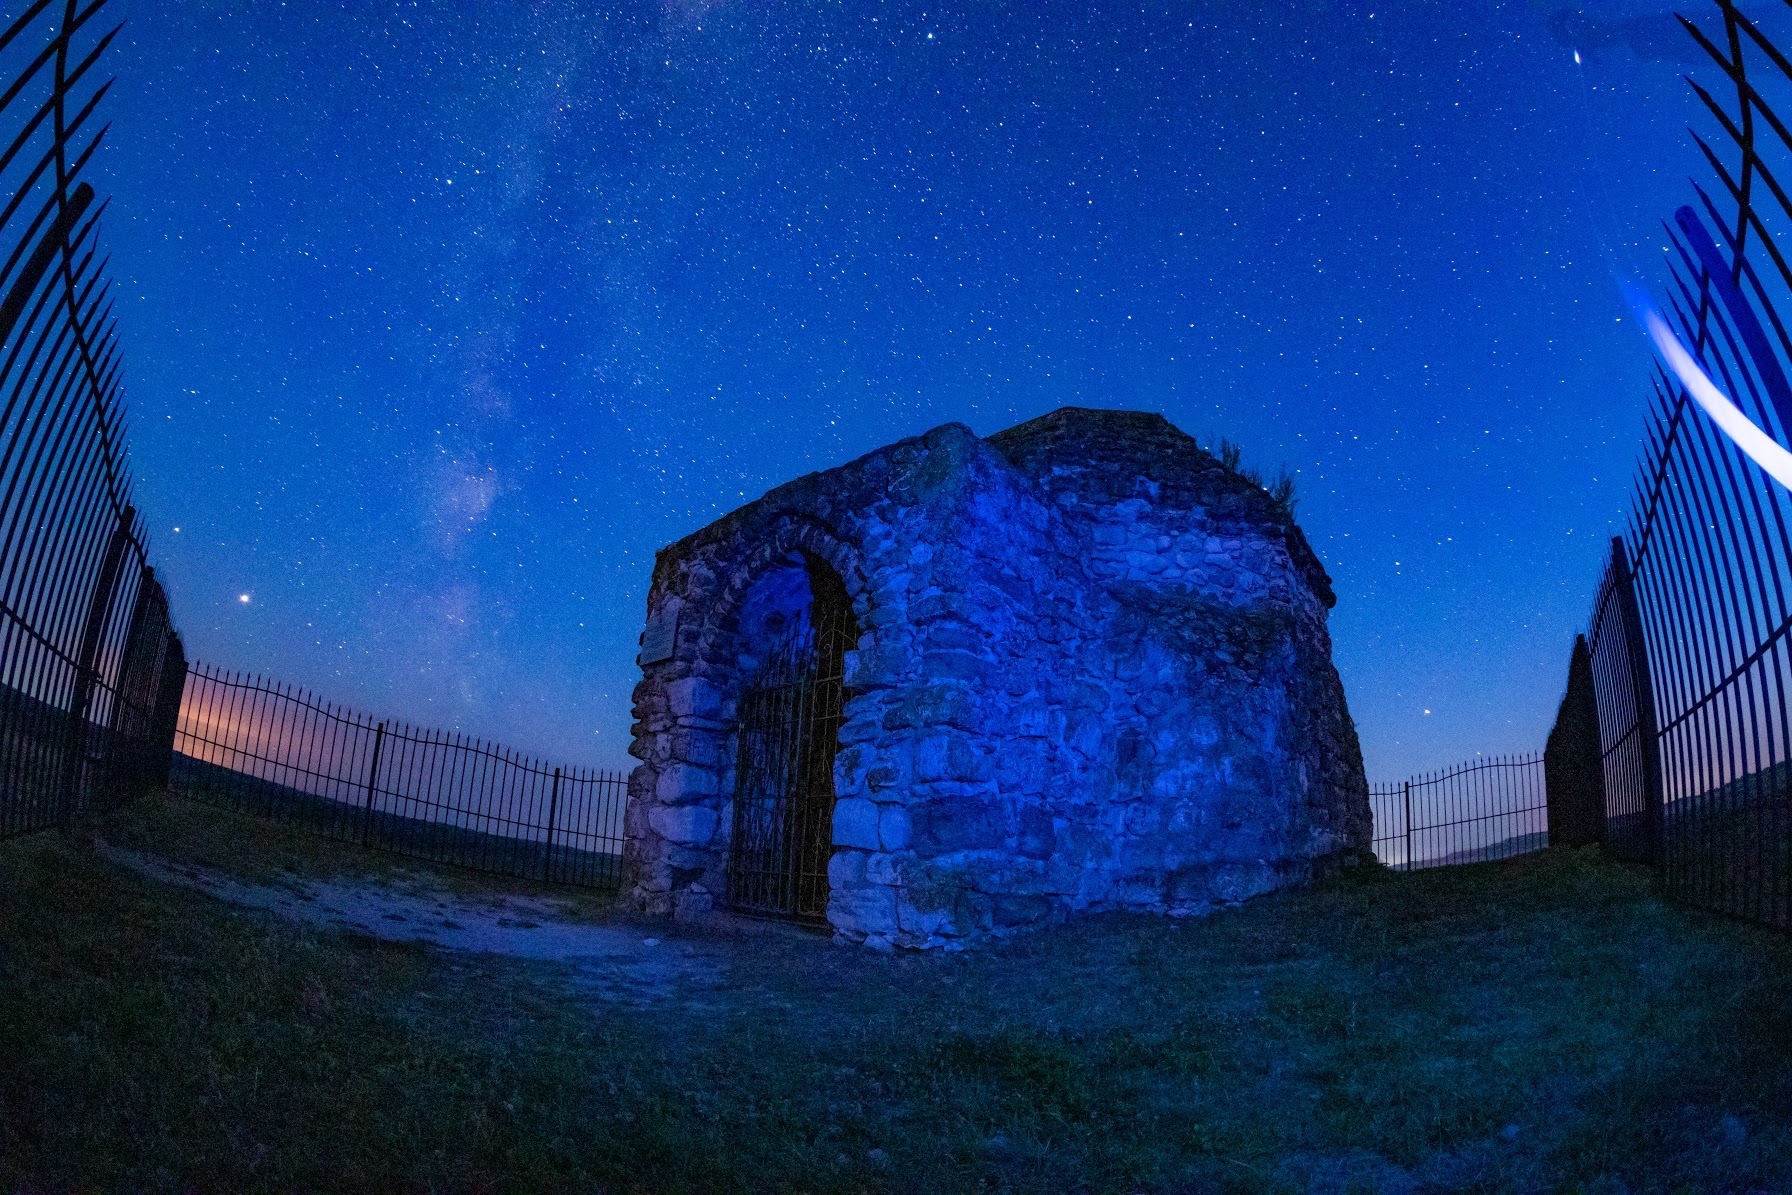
left=623, top=407, right=1371, bottom=949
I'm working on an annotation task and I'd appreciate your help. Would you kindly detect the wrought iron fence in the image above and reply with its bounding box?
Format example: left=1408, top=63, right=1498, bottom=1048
left=1568, top=0, right=1792, bottom=933
left=0, top=0, right=185, bottom=840
left=1369, top=754, right=1548, bottom=872
left=172, top=663, right=627, bottom=888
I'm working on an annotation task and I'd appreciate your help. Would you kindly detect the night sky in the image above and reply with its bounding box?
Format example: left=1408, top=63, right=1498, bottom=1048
left=96, top=0, right=1768, bottom=779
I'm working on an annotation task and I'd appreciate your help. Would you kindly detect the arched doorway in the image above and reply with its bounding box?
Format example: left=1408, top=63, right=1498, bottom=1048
left=727, top=553, right=857, bottom=921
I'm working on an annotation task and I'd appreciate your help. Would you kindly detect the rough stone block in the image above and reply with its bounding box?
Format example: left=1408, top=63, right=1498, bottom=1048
left=834, top=743, right=873, bottom=796
left=665, top=845, right=715, bottom=872
left=839, top=707, right=886, bottom=746
left=920, top=649, right=994, bottom=684
left=1064, top=707, right=1107, bottom=762
left=1016, top=804, right=1055, bottom=859
left=1007, top=698, right=1050, bottom=736
left=673, top=888, right=714, bottom=919
left=913, top=795, right=1007, bottom=855
left=669, top=728, right=723, bottom=768
left=951, top=889, right=995, bottom=936
left=865, top=747, right=911, bottom=794
left=866, top=850, right=906, bottom=886
left=911, top=591, right=975, bottom=625
left=921, top=623, right=986, bottom=654
left=832, top=798, right=880, bottom=850
left=845, top=642, right=908, bottom=689
left=914, top=730, right=992, bottom=783
left=882, top=683, right=979, bottom=732
left=664, top=677, right=723, bottom=721
left=648, top=804, right=718, bottom=846
left=995, top=746, right=1048, bottom=796
left=655, top=763, right=719, bottom=806
left=879, top=804, right=913, bottom=851
left=829, top=880, right=898, bottom=938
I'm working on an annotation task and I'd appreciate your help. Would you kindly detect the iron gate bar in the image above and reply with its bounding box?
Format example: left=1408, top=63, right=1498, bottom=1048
left=727, top=595, right=852, bottom=921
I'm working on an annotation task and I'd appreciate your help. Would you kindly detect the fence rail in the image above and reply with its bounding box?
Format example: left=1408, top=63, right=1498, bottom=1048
left=1370, top=754, right=1547, bottom=871
left=172, top=663, right=627, bottom=889
left=0, top=0, right=184, bottom=840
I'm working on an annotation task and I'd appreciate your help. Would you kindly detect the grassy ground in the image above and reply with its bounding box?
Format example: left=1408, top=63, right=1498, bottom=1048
left=3, top=794, right=1791, bottom=1193
left=100, top=787, right=620, bottom=921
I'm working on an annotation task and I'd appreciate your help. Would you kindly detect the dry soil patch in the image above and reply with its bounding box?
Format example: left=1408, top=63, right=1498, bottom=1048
left=95, top=842, right=752, bottom=1007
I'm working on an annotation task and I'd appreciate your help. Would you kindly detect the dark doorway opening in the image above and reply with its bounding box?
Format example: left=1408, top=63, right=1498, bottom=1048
left=727, top=555, right=856, bottom=922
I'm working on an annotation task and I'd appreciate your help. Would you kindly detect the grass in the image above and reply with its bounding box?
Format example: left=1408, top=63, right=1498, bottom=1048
left=100, top=786, right=621, bottom=921
left=1660, top=780, right=1792, bottom=932
left=168, top=752, right=625, bottom=892
left=3, top=793, right=1792, bottom=1193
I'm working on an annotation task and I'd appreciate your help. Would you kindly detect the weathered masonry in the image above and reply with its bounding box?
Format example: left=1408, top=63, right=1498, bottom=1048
left=623, top=407, right=1371, bottom=949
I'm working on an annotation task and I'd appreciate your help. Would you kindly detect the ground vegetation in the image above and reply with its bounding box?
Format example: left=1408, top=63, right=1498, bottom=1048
left=2, top=792, right=1788, bottom=1192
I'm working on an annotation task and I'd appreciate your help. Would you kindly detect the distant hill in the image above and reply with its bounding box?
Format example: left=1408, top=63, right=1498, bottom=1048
left=1421, top=830, right=1549, bottom=870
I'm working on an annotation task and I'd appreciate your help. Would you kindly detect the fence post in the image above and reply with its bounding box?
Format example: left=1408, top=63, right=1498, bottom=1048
left=360, top=721, right=386, bottom=847
left=543, top=767, right=562, bottom=882
left=62, top=506, right=134, bottom=819
left=1402, top=780, right=1413, bottom=873
left=1610, top=537, right=1665, bottom=873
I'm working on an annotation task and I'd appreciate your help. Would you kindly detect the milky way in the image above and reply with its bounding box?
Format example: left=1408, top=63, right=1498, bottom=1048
left=97, top=1, right=1755, bottom=777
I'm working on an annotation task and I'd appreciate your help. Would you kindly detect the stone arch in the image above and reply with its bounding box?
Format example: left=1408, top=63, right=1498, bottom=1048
left=687, top=511, right=868, bottom=674
left=626, top=510, right=872, bottom=922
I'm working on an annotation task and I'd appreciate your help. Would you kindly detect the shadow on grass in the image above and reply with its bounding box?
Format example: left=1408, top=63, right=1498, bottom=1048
left=2, top=810, right=1791, bottom=1193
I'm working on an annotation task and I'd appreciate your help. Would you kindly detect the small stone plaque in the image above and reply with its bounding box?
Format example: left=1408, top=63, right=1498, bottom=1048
left=638, top=603, right=679, bottom=666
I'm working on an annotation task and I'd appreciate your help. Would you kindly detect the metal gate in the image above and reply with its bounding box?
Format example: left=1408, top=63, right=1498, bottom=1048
left=727, top=597, right=853, bottom=921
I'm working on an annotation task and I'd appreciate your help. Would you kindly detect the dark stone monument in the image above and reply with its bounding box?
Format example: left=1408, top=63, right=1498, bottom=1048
left=623, top=407, right=1372, bottom=949
left=1545, top=633, right=1607, bottom=848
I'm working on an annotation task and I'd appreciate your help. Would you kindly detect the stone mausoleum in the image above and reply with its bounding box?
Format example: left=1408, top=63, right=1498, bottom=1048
left=623, top=407, right=1371, bottom=950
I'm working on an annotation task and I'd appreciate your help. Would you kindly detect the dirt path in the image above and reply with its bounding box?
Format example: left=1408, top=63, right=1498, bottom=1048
left=97, top=844, right=749, bottom=1006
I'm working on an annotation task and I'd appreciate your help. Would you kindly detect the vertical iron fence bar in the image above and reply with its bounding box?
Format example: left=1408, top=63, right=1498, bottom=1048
left=1667, top=284, right=1771, bottom=915
left=1664, top=263, right=1719, bottom=901
left=222, top=670, right=245, bottom=797
left=543, top=765, right=561, bottom=882
left=60, top=500, right=126, bottom=812
left=360, top=720, right=385, bottom=847
left=320, top=701, right=348, bottom=835
left=1403, top=779, right=1413, bottom=871
left=430, top=727, right=462, bottom=865
left=1680, top=398, right=1759, bottom=883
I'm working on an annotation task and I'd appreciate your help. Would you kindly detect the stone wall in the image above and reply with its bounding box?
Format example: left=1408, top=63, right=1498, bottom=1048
left=623, top=407, right=1370, bottom=949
